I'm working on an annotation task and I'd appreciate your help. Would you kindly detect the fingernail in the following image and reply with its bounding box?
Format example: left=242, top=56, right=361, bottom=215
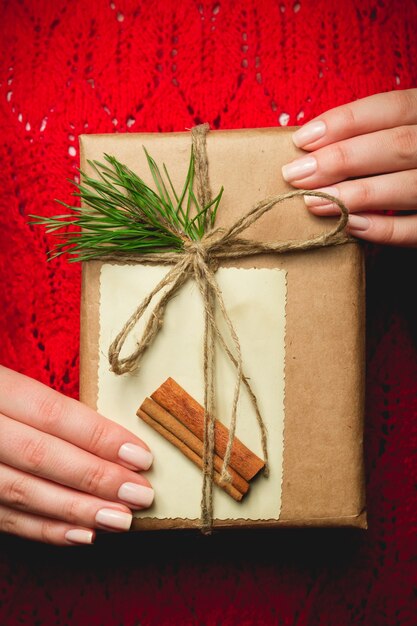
left=95, top=508, right=133, bottom=530
left=292, top=121, right=326, bottom=148
left=118, top=443, right=153, bottom=470
left=282, top=156, right=317, bottom=183
left=65, top=529, right=94, bottom=544
left=303, top=187, right=339, bottom=207
left=348, top=215, right=370, bottom=231
left=118, top=482, right=154, bottom=508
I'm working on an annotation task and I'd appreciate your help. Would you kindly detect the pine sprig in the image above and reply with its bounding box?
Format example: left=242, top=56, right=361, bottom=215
left=31, top=148, right=224, bottom=262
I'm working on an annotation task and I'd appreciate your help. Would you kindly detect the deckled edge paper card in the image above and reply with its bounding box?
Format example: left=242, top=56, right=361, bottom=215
left=98, top=265, right=286, bottom=521
left=79, top=127, right=367, bottom=530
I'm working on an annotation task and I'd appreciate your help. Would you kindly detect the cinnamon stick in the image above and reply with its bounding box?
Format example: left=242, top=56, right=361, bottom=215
left=137, top=408, right=245, bottom=502
left=139, top=397, right=249, bottom=496
left=151, top=377, right=265, bottom=482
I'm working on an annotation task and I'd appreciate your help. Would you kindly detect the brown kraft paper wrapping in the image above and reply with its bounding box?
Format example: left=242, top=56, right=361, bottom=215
left=79, top=127, right=367, bottom=530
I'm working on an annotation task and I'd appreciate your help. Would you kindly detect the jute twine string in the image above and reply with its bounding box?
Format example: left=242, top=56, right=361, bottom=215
left=104, top=123, right=352, bottom=533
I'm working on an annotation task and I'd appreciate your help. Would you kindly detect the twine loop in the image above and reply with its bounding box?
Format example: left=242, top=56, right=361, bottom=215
left=105, top=124, right=352, bottom=533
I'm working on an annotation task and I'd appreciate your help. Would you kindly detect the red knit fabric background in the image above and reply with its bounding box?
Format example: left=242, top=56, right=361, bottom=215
left=1, top=0, right=417, bottom=624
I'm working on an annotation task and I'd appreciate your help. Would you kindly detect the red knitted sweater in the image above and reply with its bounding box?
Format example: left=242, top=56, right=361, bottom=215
left=1, top=1, right=417, bottom=624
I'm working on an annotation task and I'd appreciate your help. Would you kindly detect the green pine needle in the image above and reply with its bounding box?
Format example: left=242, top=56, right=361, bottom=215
left=30, top=147, right=223, bottom=262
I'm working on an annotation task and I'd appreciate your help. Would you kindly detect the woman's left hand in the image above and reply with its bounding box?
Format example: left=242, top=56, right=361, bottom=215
left=281, top=89, right=417, bottom=247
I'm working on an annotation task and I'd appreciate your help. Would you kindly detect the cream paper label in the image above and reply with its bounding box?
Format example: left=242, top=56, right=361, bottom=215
left=98, top=265, right=286, bottom=520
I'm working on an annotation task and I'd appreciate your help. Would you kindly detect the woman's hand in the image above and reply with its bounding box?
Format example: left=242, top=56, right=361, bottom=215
left=282, top=89, right=417, bottom=246
left=0, top=365, right=154, bottom=545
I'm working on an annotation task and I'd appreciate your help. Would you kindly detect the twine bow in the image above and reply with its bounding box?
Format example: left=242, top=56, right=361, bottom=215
left=105, top=123, right=351, bottom=533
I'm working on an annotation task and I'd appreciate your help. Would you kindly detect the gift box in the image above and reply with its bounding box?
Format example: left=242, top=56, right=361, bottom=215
left=79, top=127, right=366, bottom=530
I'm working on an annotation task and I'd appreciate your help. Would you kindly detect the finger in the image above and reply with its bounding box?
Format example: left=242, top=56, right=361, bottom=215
left=292, top=89, right=417, bottom=150
left=0, top=412, right=155, bottom=509
left=282, top=126, right=417, bottom=188
left=303, top=170, right=417, bottom=216
left=347, top=213, right=417, bottom=246
left=0, top=463, right=133, bottom=532
left=0, top=503, right=95, bottom=546
left=0, top=365, right=153, bottom=471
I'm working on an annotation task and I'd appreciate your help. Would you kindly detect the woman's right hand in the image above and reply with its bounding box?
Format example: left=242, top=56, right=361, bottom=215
left=0, top=365, right=154, bottom=545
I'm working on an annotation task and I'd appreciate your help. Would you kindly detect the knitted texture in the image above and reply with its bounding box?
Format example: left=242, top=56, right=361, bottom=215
left=1, top=0, right=417, bottom=624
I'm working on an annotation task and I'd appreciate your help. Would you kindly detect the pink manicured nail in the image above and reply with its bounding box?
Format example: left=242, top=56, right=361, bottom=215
left=348, top=215, right=370, bottom=231
left=95, top=508, right=133, bottom=530
left=118, top=482, right=154, bottom=508
left=65, top=529, right=94, bottom=544
left=303, top=187, right=339, bottom=207
left=118, top=443, right=153, bottom=470
left=292, top=121, right=327, bottom=147
left=282, top=156, right=317, bottom=182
